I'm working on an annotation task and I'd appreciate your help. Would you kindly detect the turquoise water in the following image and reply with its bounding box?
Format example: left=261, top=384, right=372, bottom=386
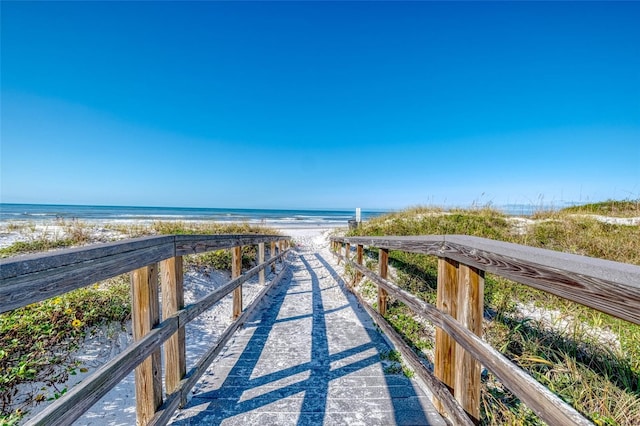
left=0, top=203, right=569, bottom=225
left=0, top=203, right=386, bottom=226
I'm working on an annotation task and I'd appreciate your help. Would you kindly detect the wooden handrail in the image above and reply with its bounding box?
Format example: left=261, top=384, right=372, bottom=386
left=332, top=235, right=640, bottom=325
left=0, top=234, right=284, bottom=314
left=331, top=235, right=640, bottom=425
left=0, top=234, right=290, bottom=425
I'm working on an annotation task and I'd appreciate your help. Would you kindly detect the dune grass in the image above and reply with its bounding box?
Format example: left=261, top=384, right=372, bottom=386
left=556, top=199, right=640, bottom=218
left=0, top=219, right=93, bottom=259
left=346, top=200, right=640, bottom=425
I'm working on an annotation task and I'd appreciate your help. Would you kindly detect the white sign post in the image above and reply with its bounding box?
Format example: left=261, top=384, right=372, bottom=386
left=356, top=207, right=361, bottom=223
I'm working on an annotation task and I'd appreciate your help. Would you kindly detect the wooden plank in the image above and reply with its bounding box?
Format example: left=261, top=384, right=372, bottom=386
left=131, top=264, right=163, bottom=425
left=344, top=258, right=592, bottom=426
left=454, top=264, right=484, bottom=424
left=258, top=242, right=265, bottom=285
left=356, top=244, right=363, bottom=283
left=0, top=235, right=292, bottom=315
left=160, top=256, right=186, bottom=396
left=434, top=257, right=459, bottom=413
left=334, top=235, right=446, bottom=256
left=271, top=241, right=277, bottom=273
left=174, top=234, right=284, bottom=256
left=331, top=235, right=640, bottom=326
left=441, top=240, right=640, bottom=326
left=378, top=248, right=389, bottom=316
left=0, top=241, right=174, bottom=314
left=148, top=391, right=181, bottom=426
left=0, top=236, right=173, bottom=279
left=0, top=234, right=285, bottom=280
left=232, top=246, right=242, bottom=319
left=30, top=317, right=178, bottom=426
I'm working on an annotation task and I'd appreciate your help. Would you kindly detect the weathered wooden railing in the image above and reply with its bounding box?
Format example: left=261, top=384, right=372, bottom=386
left=330, top=235, right=640, bottom=425
left=0, top=234, right=291, bottom=425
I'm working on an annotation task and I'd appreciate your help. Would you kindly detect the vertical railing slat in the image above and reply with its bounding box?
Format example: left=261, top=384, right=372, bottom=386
left=434, top=257, right=459, bottom=414
left=232, top=246, right=242, bottom=319
left=271, top=241, right=277, bottom=273
left=378, top=248, right=389, bottom=316
left=356, top=244, right=364, bottom=284
left=131, top=263, right=163, bottom=425
left=258, top=242, right=265, bottom=285
left=455, top=264, right=484, bottom=423
left=161, top=256, right=186, bottom=399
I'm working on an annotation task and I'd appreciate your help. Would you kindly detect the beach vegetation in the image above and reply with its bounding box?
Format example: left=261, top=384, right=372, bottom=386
left=0, top=276, right=130, bottom=422
left=0, top=239, right=76, bottom=258
left=346, top=201, right=640, bottom=425
left=380, top=349, right=414, bottom=378
left=150, top=220, right=279, bottom=236
left=4, top=222, right=35, bottom=232
left=549, top=199, right=640, bottom=218
left=0, top=219, right=93, bottom=258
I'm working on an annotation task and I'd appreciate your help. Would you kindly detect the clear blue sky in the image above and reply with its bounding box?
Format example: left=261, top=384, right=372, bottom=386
left=1, top=1, right=639, bottom=210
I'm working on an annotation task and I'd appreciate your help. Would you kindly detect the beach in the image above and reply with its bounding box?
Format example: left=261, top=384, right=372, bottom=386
left=3, top=205, right=639, bottom=424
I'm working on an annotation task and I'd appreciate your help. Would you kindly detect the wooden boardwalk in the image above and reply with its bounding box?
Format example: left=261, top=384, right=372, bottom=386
left=169, top=244, right=446, bottom=425
left=6, top=231, right=637, bottom=425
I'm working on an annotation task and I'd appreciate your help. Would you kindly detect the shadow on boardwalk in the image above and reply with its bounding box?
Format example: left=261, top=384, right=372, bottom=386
left=170, top=248, right=445, bottom=425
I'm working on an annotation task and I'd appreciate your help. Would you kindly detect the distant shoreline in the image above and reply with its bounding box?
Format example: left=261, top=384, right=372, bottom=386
left=0, top=203, right=385, bottom=227
left=0, top=202, right=580, bottom=223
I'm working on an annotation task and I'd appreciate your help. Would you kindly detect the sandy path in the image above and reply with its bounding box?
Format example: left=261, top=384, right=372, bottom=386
left=168, top=231, right=445, bottom=425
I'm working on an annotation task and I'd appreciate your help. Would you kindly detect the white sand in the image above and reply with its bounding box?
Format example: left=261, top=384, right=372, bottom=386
left=569, top=214, right=640, bottom=226
left=5, top=223, right=341, bottom=425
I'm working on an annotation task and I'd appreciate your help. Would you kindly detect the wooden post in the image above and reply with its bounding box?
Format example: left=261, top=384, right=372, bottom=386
left=258, top=243, right=265, bottom=285
left=378, top=248, right=388, bottom=316
left=455, top=264, right=484, bottom=424
left=279, top=240, right=284, bottom=263
left=434, top=257, right=459, bottom=413
left=131, top=264, right=162, bottom=425
left=232, top=247, right=242, bottom=319
left=345, top=243, right=351, bottom=263
left=160, top=256, right=186, bottom=398
left=271, top=241, right=276, bottom=273
left=356, top=244, right=364, bottom=283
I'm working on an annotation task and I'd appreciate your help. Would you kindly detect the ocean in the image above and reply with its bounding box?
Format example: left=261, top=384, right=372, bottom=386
left=0, top=204, right=387, bottom=227
left=0, top=203, right=565, bottom=227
